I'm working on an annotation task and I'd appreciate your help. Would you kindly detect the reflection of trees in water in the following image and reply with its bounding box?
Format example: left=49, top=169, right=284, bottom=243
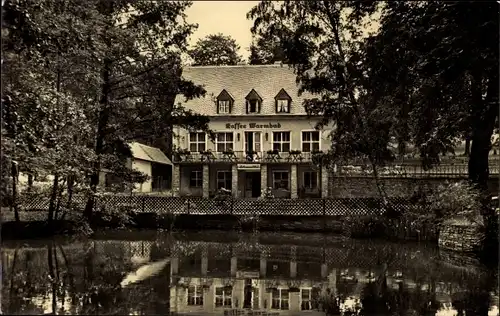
left=2, top=241, right=171, bottom=315
left=359, top=281, right=440, bottom=316
left=320, top=265, right=441, bottom=316
left=451, top=275, right=496, bottom=316
left=4, top=248, right=46, bottom=314
left=3, top=236, right=498, bottom=315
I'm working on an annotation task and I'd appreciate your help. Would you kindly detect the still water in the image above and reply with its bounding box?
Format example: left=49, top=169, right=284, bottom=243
left=1, top=231, right=498, bottom=315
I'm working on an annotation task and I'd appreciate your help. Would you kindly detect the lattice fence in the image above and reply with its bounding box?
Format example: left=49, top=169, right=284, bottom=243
left=16, top=194, right=417, bottom=217
left=18, top=194, right=88, bottom=211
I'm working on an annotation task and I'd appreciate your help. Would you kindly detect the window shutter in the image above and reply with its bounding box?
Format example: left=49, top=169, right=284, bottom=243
left=257, top=100, right=261, bottom=113
left=275, top=100, right=278, bottom=113
left=229, top=101, right=233, bottom=114
left=216, top=100, right=219, bottom=114
left=246, top=101, right=249, bottom=114
left=287, top=100, right=291, bottom=113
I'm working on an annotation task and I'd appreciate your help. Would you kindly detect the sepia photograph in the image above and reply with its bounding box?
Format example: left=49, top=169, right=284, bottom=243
left=1, top=0, right=499, bottom=315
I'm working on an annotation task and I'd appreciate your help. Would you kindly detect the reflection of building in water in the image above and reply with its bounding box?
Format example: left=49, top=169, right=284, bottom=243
left=168, top=242, right=334, bottom=314
left=165, top=241, right=473, bottom=315
left=1, top=240, right=498, bottom=315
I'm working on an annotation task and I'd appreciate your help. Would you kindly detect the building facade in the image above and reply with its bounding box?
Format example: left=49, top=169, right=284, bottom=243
left=173, top=64, right=333, bottom=199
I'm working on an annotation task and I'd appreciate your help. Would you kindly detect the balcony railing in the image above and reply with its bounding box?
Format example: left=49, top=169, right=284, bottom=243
left=172, top=151, right=324, bottom=164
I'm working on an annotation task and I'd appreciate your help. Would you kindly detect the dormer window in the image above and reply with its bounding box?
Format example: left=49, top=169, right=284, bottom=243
left=216, top=89, right=233, bottom=114
left=245, top=89, right=262, bottom=114
left=277, top=99, right=289, bottom=113
left=275, top=88, right=292, bottom=113
left=248, top=100, right=259, bottom=113
left=218, top=100, right=231, bottom=114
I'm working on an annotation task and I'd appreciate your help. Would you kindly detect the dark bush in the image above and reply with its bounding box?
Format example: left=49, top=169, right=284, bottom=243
left=342, top=215, right=387, bottom=238
left=91, top=204, right=137, bottom=228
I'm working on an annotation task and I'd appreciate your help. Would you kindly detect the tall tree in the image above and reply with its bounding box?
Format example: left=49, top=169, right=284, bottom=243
left=188, top=33, right=243, bottom=66
left=248, top=34, right=286, bottom=65
left=248, top=1, right=499, bottom=191
left=366, top=1, right=498, bottom=190
left=75, top=0, right=211, bottom=218
left=248, top=1, right=392, bottom=196
left=2, top=0, right=100, bottom=222
left=2, top=0, right=211, bottom=221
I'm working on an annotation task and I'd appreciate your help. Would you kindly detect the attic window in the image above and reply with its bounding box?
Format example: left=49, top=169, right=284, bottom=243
left=216, top=89, right=233, bottom=114
left=275, top=88, right=292, bottom=113
left=248, top=99, right=260, bottom=113
left=245, top=89, right=262, bottom=114
left=218, top=100, right=231, bottom=114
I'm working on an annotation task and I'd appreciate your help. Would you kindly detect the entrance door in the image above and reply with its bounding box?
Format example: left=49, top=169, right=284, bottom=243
left=245, top=132, right=262, bottom=161
left=243, top=279, right=253, bottom=308
left=245, top=172, right=261, bottom=198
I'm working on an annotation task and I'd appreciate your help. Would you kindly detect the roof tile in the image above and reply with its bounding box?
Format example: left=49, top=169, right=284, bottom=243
left=176, top=64, right=314, bottom=116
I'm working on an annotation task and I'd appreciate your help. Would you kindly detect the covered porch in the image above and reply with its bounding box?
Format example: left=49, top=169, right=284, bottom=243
left=174, top=163, right=329, bottom=199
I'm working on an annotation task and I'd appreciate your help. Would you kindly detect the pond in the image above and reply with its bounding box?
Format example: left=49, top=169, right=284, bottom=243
left=1, top=231, right=498, bottom=315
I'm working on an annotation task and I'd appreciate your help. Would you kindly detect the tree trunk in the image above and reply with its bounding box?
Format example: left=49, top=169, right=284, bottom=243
left=48, top=175, right=59, bottom=225
left=370, top=161, right=387, bottom=200
left=84, top=57, right=112, bottom=221
left=27, top=173, right=33, bottom=193
left=468, top=72, right=498, bottom=191
left=54, top=179, right=66, bottom=220
left=11, top=161, right=20, bottom=222
left=469, top=130, right=492, bottom=191
left=66, top=175, right=74, bottom=216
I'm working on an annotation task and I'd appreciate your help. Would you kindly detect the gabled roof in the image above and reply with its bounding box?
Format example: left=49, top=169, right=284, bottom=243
left=216, top=89, right=234, bottom=101
left=176, top=64, right=315, bottom=116
left=129, top=142, right=172, bottom=165
left=275, top=88, right=292, bottom=100
left=245, top=88, right=262, bottom=101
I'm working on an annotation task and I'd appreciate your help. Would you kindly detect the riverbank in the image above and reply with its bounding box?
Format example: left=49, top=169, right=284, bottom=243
left=1, top=210, right=345, bottom=239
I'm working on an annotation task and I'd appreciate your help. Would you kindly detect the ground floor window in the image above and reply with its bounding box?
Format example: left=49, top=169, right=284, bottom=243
left=217, top=171, right=231, bottom=190
left=187, top=285, right=204, bottom=306
left=215, top=286, right=232, bottom=307
left=272, top=171, right=289, bottom=189
left=303, top=171, right=318, bottom=189
left=271, top=288, right=289, bottom=310
left=300, top=289, right=312, bottom=310
left=190, top=170, right=202, bottom=188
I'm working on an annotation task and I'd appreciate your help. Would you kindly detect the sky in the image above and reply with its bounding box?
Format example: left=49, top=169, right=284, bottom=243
left=185, top=1, right=260, bottom=61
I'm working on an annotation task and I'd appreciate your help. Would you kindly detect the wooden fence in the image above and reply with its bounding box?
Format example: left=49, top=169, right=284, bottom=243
left=17, top=194, right=418, bottom=217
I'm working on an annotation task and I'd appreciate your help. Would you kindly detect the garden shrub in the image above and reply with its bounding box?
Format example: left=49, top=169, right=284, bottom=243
left=341, top=215, right=387, bottom=239
left=92, top=203, right=137, bottom=228
left=426, top=181, right=483, bottom=226
left=342, top=181, right=486, bottom=241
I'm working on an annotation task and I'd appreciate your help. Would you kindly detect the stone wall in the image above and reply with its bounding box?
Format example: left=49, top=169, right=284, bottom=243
left=438, top=222, right=484, bottom=252
left=328, top=176, right=499, bottom=197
